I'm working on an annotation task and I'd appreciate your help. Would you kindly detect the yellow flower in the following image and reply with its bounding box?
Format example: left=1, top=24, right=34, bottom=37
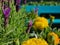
left=48, top=32, right=59, bottom=45
left=59, top=38, right=60, bottom=44
left=22, top=38, right=48, bottom=45
left=33, top=17, right=48, bottom=30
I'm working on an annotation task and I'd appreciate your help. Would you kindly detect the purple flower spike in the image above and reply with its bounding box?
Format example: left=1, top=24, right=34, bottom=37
left=16, top=0, right=21, bottom=5
left=27, top=20, right=33, bottom=33
left=16, top=0, right=21, bottom=12
left=28, top=20, right=33, bottom=27
left=34, top=7, right=38, bottom=13
left=2, top=0, right=4, bottom=3
left=24, top=0, right=26, bottom=4
left=3, top=7, right=11, bottom=17
left=2, top=5, right=11, bottom=27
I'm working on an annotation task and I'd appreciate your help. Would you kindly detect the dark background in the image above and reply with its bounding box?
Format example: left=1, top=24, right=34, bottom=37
left=40, top=13, right=60, bottom=28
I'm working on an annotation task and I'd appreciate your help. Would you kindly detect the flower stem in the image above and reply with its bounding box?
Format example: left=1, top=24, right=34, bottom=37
left=13, top=38, right=20, bottom=45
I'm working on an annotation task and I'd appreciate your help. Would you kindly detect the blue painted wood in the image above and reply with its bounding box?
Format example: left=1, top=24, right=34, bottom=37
left=48, top=19, right=60, bottom=23
left=25, top=5, right=60, bottom=23
left=25, top=5, right=60, bottom=15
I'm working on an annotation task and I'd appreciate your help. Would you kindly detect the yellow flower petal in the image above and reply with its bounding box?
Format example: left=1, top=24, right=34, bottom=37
left=33, top=17, right=48, bottom=30
left=48, top=32, right=59, bottom=45
left=22, top=38, right=48, bottom=45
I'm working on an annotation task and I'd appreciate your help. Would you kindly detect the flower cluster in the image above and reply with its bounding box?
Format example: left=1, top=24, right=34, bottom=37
left=48, top=32, right=59, bottom=45
left=22, top=38, right=48, bottom=45
left=0, top=1, right=60, bottom=45
left=2, top=4, right=11, bottom=27
left=33, top=17, right=48, bottom=30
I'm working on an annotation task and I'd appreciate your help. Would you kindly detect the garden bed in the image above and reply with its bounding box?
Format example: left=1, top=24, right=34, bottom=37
left=0, top=0, right=60, bottom=45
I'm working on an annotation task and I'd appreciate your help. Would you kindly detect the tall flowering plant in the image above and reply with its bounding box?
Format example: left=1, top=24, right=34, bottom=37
left=2, top=4, right=11, bottom=28
left=27, top=20, right=33, bottom=33
left=0, top=1, right=60, bottom=45
left=24, top=0, right=27, bottom=4
left=16, top=0, right=21, bottom=12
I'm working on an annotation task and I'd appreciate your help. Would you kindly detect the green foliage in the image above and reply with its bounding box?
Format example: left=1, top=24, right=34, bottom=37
left=0, top=1, right=60, bottom=45
left=0, top=3, right=28, bottom=45
left=27, top=2, right=60, bottom=6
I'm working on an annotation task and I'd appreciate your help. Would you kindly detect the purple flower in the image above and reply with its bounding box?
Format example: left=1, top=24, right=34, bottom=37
left=3, top=6, right=11, bottom=17
left=34, top=7, right=38, bottom=13
left=15, top=0, right=21, bottom=12
left=16, top=0, right=21, bottom=5
left=1, top=0, right=4, bottom=2
left=27, top=20, right=33, bottom=33
left=2, top=5, right=11, bottom=27
left=28, top=20, right=33, bottom=27
left=24, top=0, right=26, bottom=4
